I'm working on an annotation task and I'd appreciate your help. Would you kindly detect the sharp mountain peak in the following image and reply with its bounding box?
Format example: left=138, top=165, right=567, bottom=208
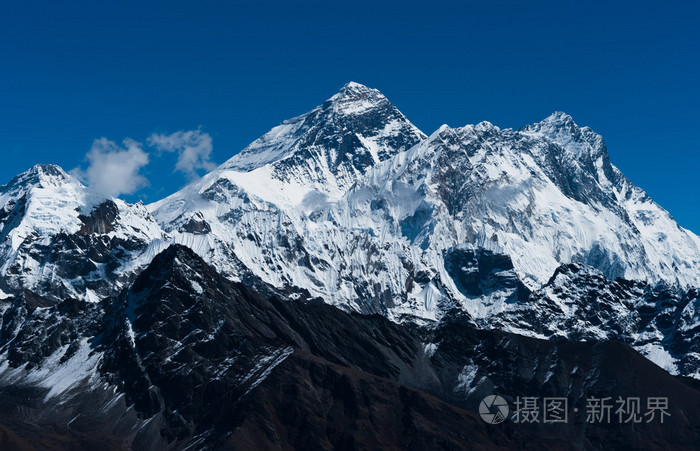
left=326, top=81, right=388, bottom=105
left=1, top=163, right=78, bottom=192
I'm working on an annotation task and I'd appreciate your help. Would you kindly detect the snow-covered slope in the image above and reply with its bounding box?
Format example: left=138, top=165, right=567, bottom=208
left=221, top=81, right=426, bottom=200
left=151, top=84, right=700, bottom=321
left=355, top=114, right=700, bottom=293
left=0, top=164, right=167, bottom=301
left=152, top=81, right=425, bottom=217
left=148, top=82, right=428, bottom=313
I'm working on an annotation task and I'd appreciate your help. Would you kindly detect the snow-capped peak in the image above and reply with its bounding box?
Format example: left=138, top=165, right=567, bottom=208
left=0, top=164, right=87, bottom=244
left=150, top=82, right=428, bottom=211
left=325, top=81, right=389, bottom=114
left=221, top=82, right=425, bottom=176
left=339, top=80, right=371, bottom=90
left=1, top=164, right=78, bottom=192
left=331, top=81, right=380, bottom=98
left=536, top=111, right=576, bottom=128
left=521, top=111, right=606, bottom=159
left=0, top=164, right=167, bottom=302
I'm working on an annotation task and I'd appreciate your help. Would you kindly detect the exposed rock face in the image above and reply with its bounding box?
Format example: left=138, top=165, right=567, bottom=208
left=78, top=199, right=119, bottom=235
left=444, top=247, right=531, bottom=300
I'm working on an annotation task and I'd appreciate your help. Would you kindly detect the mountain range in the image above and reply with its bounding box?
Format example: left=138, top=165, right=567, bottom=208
left=0, top=82, right=699, bottom=449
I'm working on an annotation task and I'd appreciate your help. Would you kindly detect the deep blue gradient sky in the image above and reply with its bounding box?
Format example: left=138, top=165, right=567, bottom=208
left=1, top=1, right=698, bottom=229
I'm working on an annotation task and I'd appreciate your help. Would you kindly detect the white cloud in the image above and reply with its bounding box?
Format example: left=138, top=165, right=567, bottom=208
left=148, top=128, right=215, bottom=178
left=73, top=138, right=149, bottom=198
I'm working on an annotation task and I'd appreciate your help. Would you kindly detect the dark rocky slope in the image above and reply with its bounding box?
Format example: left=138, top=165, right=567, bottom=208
left=0, top=245, right=698, bottom=449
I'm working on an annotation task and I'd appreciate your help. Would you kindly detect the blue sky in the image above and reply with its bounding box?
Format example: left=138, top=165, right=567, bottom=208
left=1, top=1, right=698, bottom=230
